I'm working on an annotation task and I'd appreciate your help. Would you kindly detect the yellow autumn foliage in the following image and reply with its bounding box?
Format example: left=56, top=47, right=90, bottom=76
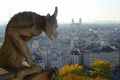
left=91, top=60, right=111, bottom=69
left=89, top=77, right=107, bottom=80
left=59, top=64, right=84, bottom=75
left=90, top=60, right=113, bottom=80
left=62, top=74, right=107, bottom=80
left=62, top=73, right=87, bottom=80
left=58, top=64, right=108, bottom=80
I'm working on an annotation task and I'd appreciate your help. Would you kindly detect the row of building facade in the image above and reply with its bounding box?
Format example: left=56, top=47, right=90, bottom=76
left=30, top=38, right=120, bottom=69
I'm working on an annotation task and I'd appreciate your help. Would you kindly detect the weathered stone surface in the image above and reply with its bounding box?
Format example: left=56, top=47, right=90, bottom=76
left=0, top=67, right=59, bottom=80
left=0, top=7, right=58, bottom=80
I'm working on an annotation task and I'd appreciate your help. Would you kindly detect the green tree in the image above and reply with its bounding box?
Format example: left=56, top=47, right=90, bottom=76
left=90, top=60, right=114, bottom=80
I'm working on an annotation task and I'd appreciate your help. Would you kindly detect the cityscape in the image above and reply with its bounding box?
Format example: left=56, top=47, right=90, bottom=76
left=0, top=18, right=120, bottom=79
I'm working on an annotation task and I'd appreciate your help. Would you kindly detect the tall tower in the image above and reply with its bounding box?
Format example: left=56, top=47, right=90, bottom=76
left=72, top=18, right=74, bottom=24
left=79, top=18, right=82, bottom=25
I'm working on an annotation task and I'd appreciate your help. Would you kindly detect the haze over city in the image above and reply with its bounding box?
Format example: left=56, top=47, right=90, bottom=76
left=0, top=0, right=120, bottom=24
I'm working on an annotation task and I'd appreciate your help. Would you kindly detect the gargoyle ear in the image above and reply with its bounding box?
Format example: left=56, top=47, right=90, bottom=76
left=53, top=7, right=58, bottom=18
left=46, top=13, right=50, bottom=20
left=46, top=13, right=50, bottom=23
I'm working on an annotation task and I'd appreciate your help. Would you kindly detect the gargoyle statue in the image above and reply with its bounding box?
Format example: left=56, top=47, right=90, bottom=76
left=0, top=7, right=58, bottom=71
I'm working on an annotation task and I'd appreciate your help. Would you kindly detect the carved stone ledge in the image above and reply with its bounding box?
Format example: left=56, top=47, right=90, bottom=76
left=0, top=67, right=42, bottom=80
left=0, top=72, right=15, bottom=80
left=0, top=67, right=59, bottom=80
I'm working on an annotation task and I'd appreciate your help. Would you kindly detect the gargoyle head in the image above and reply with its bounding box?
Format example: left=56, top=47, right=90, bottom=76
left=45, top=7, right=58, bottom=40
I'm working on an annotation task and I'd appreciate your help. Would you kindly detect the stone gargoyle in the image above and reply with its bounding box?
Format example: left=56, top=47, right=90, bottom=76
left=0, top=7, right=59, bottom=80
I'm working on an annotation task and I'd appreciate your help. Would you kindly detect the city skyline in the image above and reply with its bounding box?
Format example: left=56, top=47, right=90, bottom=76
left=0, top=0, right=120, bottom=24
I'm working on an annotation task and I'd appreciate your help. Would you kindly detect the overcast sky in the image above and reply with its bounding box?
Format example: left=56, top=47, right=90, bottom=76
left=0, top=0, right=120, bottom=24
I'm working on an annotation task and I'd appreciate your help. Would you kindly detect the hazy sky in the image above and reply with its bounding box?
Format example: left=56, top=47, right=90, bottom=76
left=0, top=0, right=120, bottom=24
